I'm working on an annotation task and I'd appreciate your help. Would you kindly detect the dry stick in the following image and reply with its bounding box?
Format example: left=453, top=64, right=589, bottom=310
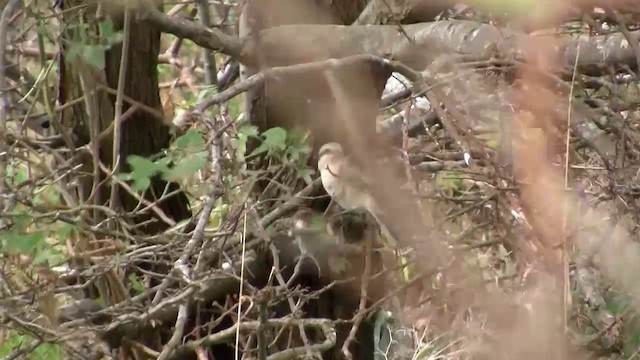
left=156, top=192, right=219, bottom=360
left=95, top=160, right=177, bottom=228
left=0, top=0, right=22, bottom=217
left=141, top=3, right=243, bottom=59
left=167, top=318, right=335, bottom=360
left=124, top=119, right=219, bottom=355
left=269, top=243, right=317, bottom=359
left=341, top=239, right=373, bottom=360
left=109, top=8, right=132, bottom=212
left=194, top=54, right=422, bottom=114
left=235, top=212, right=248, bottom=360
left=252, top=205, right=317, bottom=359
left=562, top=38, right=581, bottom=333
left=259, top=178, right=323, bottom=229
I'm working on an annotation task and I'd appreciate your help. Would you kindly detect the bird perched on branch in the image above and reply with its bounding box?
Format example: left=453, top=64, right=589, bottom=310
left=317, top=142, right=399, bottom=248
left=288, top=208, right=329, bottom=275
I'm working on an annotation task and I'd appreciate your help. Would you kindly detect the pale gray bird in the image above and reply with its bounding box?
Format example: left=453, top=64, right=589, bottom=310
left=317, top=142, right=399, bottom=247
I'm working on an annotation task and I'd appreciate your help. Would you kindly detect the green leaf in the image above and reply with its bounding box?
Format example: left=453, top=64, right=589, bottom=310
left=133, top=177, right=151, bottom=192
left=174, top=128, right=205, bottom=150
left=127, top=155, right=164, bottom=191
left=262, top=127, right=287, bottom=150
left=100, top=18, right=115, bottom=38
left=100, top=18, right=124, bottom=46
left=154, top=157, right=172, bottom=170
left=287, top=128, right=310, bottom=146
left=297, top=168, right=314, bottom=185
left=606, top=293, right=630, bottom=315
left=6, top=164, right=28, bottom=185
left=65, top=43, right=82, bottom=62
left=3, top=231, right=46, bottom=254
left=33, top=248, right=65, bottom=266
left=56, top=223, right=75, bottom=239
left=82, top=45, right=106, bottom=70
left=129, top=274, right=146, bottom=294
left=127, top=155, right=163, bottom=176
left=164, top=153, right=207, bottom=182
left=248, top=143, right=270, bottom=157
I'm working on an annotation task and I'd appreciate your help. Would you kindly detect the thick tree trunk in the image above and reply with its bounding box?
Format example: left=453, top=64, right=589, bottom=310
left=59, top=1, right=191, bottom=234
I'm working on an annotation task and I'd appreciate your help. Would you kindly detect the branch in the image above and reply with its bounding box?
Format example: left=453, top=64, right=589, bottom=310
left=194, top=54, right=421, bottom=113
left=167, top=318, right=336, bottom=360
left=140, top=4, right=244, bottom=59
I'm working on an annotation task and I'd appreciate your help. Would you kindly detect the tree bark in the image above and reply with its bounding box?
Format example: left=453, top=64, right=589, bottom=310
left=59, top=1, right=191, bottom=234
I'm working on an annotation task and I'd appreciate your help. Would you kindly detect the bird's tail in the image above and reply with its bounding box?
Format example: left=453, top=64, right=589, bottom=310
left=370, top=209, right=400, bottom=249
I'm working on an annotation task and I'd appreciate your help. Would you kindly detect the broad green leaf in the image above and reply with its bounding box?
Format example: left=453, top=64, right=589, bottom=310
left=287, top=128, right=310, bottom=146
left=100, top=18, right=115, bottom=38
left=132, top=177, right=151, bottom=192
left=239, top=125, right=259, bottom=138
left=127, top=155, right=163, bottom=191
left=4, top=231, right=46, bottom=254
left=33, top=248, right=65, bottom=266
left=56, top=223, right=75, bottom=239
left=83, top=45, right=105, bottom=70
left=174, top=128, right=205, bottom=150
left=248, top=143, right=270, bottom=157
left=154, top=157, right=172, bottom=170
left=100, top=18, right=124, bottom=46
left=164, top=153, right=207, bottom=182
left=262, top=127, right=287, bottom=150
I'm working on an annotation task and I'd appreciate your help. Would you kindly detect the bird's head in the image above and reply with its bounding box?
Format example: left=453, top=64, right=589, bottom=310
left=318, top=142, right=344, bottom=158
left=318, top=142, right=344, bottom=170
left=293, top=208, right=313, bottom=230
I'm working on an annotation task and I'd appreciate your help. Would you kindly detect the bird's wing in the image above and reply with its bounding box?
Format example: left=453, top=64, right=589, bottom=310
left=335, top=156, right=374, bottom=191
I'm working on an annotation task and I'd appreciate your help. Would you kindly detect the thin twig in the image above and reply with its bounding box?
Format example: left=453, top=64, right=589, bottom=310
left=235, top=211, right=248, bottom=360
left=194, top=54, right=421, bottom=114
left=562, top=36, right=581, bottom=333
left=341, top=238, right=373, bottom=360
left=109, top=7, right=132, bottom=212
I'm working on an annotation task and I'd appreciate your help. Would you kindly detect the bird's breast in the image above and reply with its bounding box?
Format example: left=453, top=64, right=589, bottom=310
left=320, top=167, right=350, bottom=208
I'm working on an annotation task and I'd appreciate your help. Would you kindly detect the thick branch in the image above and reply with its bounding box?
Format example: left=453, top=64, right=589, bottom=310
left=143, top=6, right=640, bottom=75
left=140, top=5, right=244, bottom=59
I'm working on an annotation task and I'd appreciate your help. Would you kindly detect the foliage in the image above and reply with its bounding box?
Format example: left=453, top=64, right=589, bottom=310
left=118, top=128, right=208, bottom=192
left=0, top=332, right=63, bottom=360
left=65, top=18, right=124, bottom=70
left=1, top=165, right=67, bottom=266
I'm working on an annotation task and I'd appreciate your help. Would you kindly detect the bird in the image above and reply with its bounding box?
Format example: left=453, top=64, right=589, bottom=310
left=317, top=142, right=399, bottom=248
left=288, top=208, right=328, bottom=275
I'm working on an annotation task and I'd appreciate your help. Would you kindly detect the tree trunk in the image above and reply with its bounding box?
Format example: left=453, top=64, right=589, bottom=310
left=59, top=1, right=191, bottom=234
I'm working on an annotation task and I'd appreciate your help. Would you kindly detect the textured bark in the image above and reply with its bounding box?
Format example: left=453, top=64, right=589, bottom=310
left=60, top=2, right=191, bottom=234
